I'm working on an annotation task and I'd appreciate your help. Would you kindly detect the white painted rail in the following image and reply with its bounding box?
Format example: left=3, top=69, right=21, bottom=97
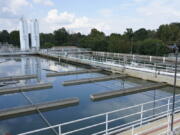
left=18, top=94, right=180, bottom=135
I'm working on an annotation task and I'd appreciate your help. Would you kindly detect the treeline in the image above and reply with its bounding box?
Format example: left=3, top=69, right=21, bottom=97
left=0, top=30, right=20, bottom=47
left=1, top=23, right=180, bottom=56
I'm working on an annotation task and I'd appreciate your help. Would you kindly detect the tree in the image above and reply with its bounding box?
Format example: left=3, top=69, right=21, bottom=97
left=135, top=39, right=168, bottom=56
left=0, top=30, right=10, bottom=43
left=108, top=33, right=130, bottom=53
left=156, top=23, right=180, bottom=43
left=79, top=28, right=108, bottom=51
left=134, top=28, right=148, bottom=41
left=40, top=33, right=55, bottom=48
left=68, top=32, right=82, bottom=46
left=9, top=31, right=20, bottom=47
left=44, top=42, right=54, bottom=48
left=124, top=28, right=134, bottom=53
left=53, top=27, right=69, bottom=46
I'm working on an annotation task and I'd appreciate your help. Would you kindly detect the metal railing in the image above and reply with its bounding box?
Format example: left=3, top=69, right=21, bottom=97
left=0, top=50, right=38, bottom=56
left=38, top=50, right=180, bottom=78
left=2, top=49, right=179, bottom=76
left=92, top=51, right=179, bottom=63
left=18, top=94, right=180, bottom=135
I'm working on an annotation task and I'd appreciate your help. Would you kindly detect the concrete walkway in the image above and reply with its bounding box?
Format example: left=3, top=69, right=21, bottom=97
left=116, top=113, right=180, bottom=135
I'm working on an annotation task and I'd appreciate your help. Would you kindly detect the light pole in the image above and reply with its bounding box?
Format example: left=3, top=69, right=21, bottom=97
left=170, top=44, right=179, bottom=134
left=130, top=37, right=133, bottom=54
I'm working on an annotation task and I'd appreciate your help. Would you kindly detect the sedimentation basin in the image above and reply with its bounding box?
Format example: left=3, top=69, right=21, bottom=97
left=0, top=54, right=178, bottom=135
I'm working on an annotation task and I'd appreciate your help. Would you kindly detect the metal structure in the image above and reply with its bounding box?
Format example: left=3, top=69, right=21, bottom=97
left=170, top=44, right=179, bottom=134
left=39, top=49, right=180, bottom=78
left=18, top=94, right=180, bottom=135
left=20, top=18, right=40, bottom=51
left=30, top=19, right=40, bottom=50
left=1, top=50, right=180, bottom=135
left=20, top=18, right=29, bottom=51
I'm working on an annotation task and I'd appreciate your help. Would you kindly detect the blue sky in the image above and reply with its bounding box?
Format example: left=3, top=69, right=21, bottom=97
left=0, top=0, right=180, bottom=34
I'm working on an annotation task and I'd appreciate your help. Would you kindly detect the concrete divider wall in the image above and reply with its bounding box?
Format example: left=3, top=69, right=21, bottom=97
left=109, top=66, right=180, bottom=87
left=38, top=52, right=180, bottom=87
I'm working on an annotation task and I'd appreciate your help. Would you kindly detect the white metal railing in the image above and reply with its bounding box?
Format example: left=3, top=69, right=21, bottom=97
left=0, top=50, right=38, bottom=55
left=38, top=50, right=180, bottom=78
left=1, top=49, right=179, bottom=74
left=69, top=53, right=180, bottom=76
left=18, top=94, right=180, bottom=135
left=92, top=51, right=180, bottom=63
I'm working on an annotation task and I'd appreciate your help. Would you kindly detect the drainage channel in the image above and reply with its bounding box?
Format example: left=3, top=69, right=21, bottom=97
left=20, top=89, right=58, bottom=135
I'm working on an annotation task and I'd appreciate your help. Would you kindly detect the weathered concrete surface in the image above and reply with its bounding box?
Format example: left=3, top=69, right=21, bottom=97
left=62, top=75, right=126, bottom=86
left=116, top=112, right=180, bottom=135
left=39, top=52, right=180, bottom=87
left=0, top=98, right=79, bottom=120
left=91, top=83, right=168, bottom=101
left=0, top=74, right=37, bottom=82
left=47, top=69, right=101, bottom=77
left=0, top=83, right=52, bottom=95
left=38, top=52, right=92, bottom=67
left=107, top=66, right=180, bottom=87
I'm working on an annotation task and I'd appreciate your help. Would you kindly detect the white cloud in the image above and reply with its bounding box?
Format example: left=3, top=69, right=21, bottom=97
left=104, top=0, right=180, bottom=34
left=0, top=0, right=31, bottom=31
left=134, top=0, right=180, bottom=29
left=33, top=0, right=54, bottom=6
left=0, top=0, right=31, bottom=15
left=45, top=9, right=75, bottom=24
left=99, top=9, right=113, bottom=17
left=0, top=18, right=19, bottom=31
left=1, top=0, right=180, bottom=35
left=43, top=9, right=110, bottom=34
left=137, top=0, right=180, bottom=18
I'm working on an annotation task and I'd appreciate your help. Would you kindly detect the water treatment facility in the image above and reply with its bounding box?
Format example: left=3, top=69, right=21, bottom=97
left=1, top=18, right=180, bottom=135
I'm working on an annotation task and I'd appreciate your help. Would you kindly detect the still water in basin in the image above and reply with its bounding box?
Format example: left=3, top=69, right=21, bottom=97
left=0, top=56, right=177, bottom=135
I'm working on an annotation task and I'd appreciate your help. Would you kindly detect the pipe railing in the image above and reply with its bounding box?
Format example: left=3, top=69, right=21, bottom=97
left=39, top=50, right=180, bottom=78
left=18, top=94, right=180, bottom=135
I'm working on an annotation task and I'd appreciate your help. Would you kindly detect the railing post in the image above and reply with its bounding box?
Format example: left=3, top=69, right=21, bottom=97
left=106, top=113, right=108, bottom=135
left=133, top=54, right=135, bottom=61
left=131, top=125, right=134, bottom=135
left=59, top=125, right=62, bottom=135
left=167, top=98, right=171, bottom=133
left=163, top=57, right=166, bottom=63
left=140, top=104, right=143, bottom=125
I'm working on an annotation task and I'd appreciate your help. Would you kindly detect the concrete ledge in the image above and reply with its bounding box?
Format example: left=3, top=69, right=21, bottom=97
left=62, top=75, right=126, bottom=86
left=91, top=83, right=168, bottom=101
left=0, top=74, right=37, bottom=82
left=0, top=83, right=53, bottom=95
left=0, top=97, right=79, bottom=120
left=106, top=66, right=180, bottom=87
left=47, top=69, right=101, bottom=77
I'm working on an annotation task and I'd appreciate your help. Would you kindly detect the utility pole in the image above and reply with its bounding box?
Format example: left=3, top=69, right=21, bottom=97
left=170, top=44, right=179, bottom=134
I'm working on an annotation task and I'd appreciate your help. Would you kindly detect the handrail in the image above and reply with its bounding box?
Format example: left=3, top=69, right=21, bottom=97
left=18, top=93, right=180, bottom=135
left=17, top=50, right=180, bottom=135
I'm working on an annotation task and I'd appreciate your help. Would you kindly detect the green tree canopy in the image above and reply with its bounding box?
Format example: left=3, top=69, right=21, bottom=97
left=0, top=30, right=10, bottom=43
left=135, top=39, right=168, bottom=56
left=9, top=31, right=20, bottom=47
left=53, top=27, right=69, bottom=46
